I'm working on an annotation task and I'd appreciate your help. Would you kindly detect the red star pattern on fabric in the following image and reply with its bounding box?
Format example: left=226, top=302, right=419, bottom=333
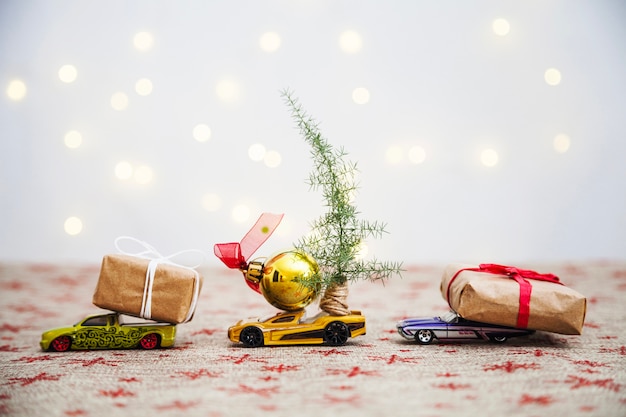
left=367, top=354, right=420, bottom=364
left=306, top=348, right=350, bottom=356
left=563, top=375, right=622, bottom=392
left=191, top=328, right=220, bottom=336
left=98, top=388, right=136, bottom=398
left=433, top=382, right=472, bottom=390
left=261, top=364, right=300, bottom=373
left=483, top=361, right=541, bottom=373
left=155, top=400, right=201, bottom=411
left=218, top=353, right=268, bottom=364
left=7, top=372, right=62, bottom=386
left=326, top=366, right=380, bottom=378
left=0, top=345, right=20, bottom=352
left=66, top=357, right=120, bottom=367
left=323, top=393, right=361, bottom=406
left=12, top=355, right=56, bottom=363
left=64, top=409, right=87, bottom=416
left=218, top=384, right=280, bottom=398
left=173, top=369, right=222, bottom=380
left=518, top=393, right=556, bottom=406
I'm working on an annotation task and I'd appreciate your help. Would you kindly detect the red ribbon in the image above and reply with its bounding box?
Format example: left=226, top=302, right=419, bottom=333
left=446, top=263, right=561, bottom=328
left=214, top=213, right=284, bottom=293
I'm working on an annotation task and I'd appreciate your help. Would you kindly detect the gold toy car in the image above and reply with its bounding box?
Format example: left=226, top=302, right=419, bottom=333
left=40, top=312, right=176, bottom=351
left=228, top=309, right=366, bottom=347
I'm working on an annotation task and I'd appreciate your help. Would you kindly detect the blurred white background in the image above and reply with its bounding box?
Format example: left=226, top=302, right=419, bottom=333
left=1, top=0, right=625, bottom=267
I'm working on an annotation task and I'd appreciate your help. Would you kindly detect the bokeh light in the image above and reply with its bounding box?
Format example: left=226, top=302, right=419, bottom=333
left=339, top=30, right=363, bottom=54
left=248, top=143, right=266, bottom=161
left=201, top=193, right=222, bottom=212
left=259, top=31, right=281, bottom=52
left=480, top=148, right=499, bottom=167
left=544, top=68, right=562, bottom=86
left=64, top=130, right=82, bottom=149
left=110, top=92, right=129, bottom=110
left=232, top=204, right=251, bottom=223
left=58, top=65, right=78, bottom=83
left=385, top=146, right=404, bottom=165
left=192, top=124, right=212, bottom=142
left=134, top=165, right=154, bottom=184
left=115, top=161, right=134, bottom=180
left=135, top=78, right=153, bottom=96
left=6, top=79, right=27, bottom=101
left=352, top=87, right=370, bottom=104
left=355, top=242, right=369, bottom=260
left=64, top=216, right=83, bottom=236
left=553, top=133, right=571, bottom=153
left=133, top=31, right=154, bottom=51
left=408, top=146, right=426, bottom=164
left=216, top=77, right=242, bottom=103
left=264, top=150, right=282, bottom=168
left=492, top=18, right=510, bottom=36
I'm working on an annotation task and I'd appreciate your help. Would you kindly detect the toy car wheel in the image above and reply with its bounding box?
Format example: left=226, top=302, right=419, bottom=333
left=324, top=321, right=350, bottom=346
left=50, top=335, right=71, bottom=352
left=416, top=329, right=434, bottom=344
left=489, top=335, right=507, bottom=343
left=240, top=326, right=264, bottom=348
left=139, top=334, right=160, bottom=349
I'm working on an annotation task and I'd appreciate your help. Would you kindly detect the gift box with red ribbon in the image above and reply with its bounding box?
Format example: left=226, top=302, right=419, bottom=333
left=441, top=263, right=586, bottom=335
left=93, top=254, right=203, bottom=324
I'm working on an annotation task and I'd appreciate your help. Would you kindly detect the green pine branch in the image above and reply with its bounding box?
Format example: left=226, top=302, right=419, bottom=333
left=281, top=89, right=403, bottom=290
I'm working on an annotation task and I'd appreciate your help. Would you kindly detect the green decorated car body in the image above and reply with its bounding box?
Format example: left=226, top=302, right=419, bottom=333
left=40, top=312, right=176, bottom=351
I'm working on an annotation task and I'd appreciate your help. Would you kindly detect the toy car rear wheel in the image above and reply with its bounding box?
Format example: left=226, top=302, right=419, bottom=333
left=489, top=335, right=507, bottom=343
left=324, top=321, right=350, bottom=346
left=240, top=326, right=264, bottom=348
left=50, top=335, right=71, bottom=352
left=416, top=329, right=434, bottom=344
left=139, top=333, right=160, bottom=349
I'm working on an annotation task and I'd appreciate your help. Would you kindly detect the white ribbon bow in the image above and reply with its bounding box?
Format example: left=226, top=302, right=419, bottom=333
left=114, top=236, right=205, bottom=323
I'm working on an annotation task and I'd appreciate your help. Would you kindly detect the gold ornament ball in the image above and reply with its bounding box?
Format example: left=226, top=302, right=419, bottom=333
left=258, top=250, right=319, bottom=311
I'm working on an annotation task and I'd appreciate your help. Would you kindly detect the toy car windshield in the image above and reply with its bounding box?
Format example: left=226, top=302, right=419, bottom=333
left=440, top=310, right=460, bottom=323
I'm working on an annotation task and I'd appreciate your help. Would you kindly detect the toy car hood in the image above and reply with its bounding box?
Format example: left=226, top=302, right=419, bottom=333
left=397, top=317, right=443, bottom=327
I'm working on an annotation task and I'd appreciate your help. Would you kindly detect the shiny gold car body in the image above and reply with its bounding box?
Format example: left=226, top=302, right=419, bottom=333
left=228, top=309, right=366, bottom=347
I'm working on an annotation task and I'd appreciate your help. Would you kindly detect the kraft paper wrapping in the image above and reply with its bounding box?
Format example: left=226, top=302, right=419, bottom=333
left=441, top=264, right=586, bottom=335
left=93, top=254, right=203, bottom=324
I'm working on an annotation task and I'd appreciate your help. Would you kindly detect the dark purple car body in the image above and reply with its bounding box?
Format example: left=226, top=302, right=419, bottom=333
left=396, top=311, right=534, bottom=344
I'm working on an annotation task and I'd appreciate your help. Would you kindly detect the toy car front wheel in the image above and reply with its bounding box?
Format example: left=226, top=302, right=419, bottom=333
left=50, top=336, right=71, bottom=352
left=324, top=321, right=350, bottom=346
left=489, top=335, right=507, bottom=343
left=240, top=326, right=264, bottom=348
left=139, top=334, right=160, bottom=349
left=415, top=329, right=434, bottom=344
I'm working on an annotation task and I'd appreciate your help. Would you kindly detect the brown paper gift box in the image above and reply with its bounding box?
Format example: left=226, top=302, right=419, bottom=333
left=440, top=263, right=586, bottom=335
left=93, top=254, right=203, bottom=324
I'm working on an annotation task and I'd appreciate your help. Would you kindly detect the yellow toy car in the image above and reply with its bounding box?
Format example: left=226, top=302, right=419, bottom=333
left=40, top=312, right=176, bottom=351
left=228, top=309, right=366, bottom=347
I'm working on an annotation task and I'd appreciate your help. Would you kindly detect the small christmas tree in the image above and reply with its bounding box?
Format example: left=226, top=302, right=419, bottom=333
left=282, top=89, right=402, bottom=316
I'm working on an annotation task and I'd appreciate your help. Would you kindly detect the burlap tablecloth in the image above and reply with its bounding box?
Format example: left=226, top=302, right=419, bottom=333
left=1, top=262, right=624, bottom=416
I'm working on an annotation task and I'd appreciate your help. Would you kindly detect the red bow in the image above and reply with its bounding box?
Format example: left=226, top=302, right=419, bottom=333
left=214, top=213, right=284, bottom=293
left=447, top=263, right=561, bottom=328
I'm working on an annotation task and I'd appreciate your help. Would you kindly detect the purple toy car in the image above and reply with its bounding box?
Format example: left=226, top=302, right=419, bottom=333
left=397, top=311, right=534, bottom=344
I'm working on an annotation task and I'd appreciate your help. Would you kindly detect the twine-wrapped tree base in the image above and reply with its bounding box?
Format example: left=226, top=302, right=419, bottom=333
left=319, top=282, right=350, bottom=316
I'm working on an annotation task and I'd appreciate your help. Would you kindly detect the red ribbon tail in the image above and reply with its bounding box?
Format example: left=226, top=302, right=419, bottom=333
left=240, top=213, right=284, bottom=260
left=214, top=242, right=247, bottom=269
left=214, top=213, right=284, bottom=293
